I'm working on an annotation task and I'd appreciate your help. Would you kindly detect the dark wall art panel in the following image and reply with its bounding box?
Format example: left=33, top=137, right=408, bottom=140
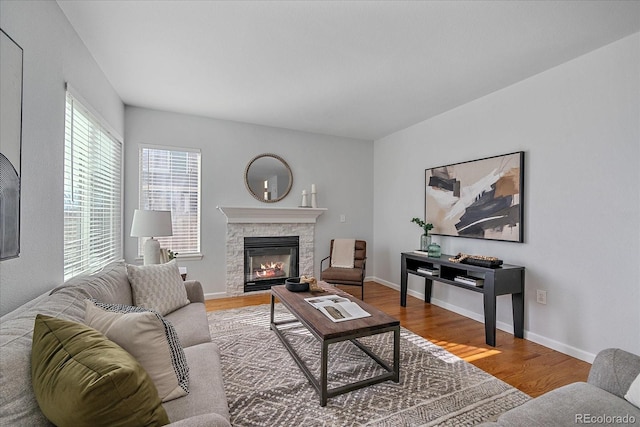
left=425, top=151, right=524, bottom=243
left=0, top=28, right=23, bottom=260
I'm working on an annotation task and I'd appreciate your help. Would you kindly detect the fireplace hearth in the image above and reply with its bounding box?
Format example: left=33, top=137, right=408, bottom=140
left=244, top=236, right=299, bottom=292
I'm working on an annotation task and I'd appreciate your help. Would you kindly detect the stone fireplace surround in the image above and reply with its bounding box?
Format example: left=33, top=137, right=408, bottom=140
left=217, top=207, right=326, bottom=296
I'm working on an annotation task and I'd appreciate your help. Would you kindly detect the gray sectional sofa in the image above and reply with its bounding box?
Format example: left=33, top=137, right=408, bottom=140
left=481, top=347, right=640, bottom=426
left=0, top=261, right=231, bottom=426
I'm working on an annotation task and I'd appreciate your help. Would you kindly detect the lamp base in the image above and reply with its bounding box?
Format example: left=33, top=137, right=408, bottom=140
left=143, top=237, right=161, bottom=265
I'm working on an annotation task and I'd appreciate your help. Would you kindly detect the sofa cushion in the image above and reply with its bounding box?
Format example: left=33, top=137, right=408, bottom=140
left=164, top=302, right=212, bottom=347
left=0, top=286, right=108, bottom=426
left=31, top=314, right=170, bottom=427
left=84, top=300, right=189, bottom=401
left=127, top=260, right=189, bottom=315
left=494, top=382, right=640, bottom=426
left=167, top=413, right=233, bottom=427
left=50, top=260, right=133, bottom=306
left=1, top=293, right=53, bottom=426
left=162, top=342, right=231, bottom=426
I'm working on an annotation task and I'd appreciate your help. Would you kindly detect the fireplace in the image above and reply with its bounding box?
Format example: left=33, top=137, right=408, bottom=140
left=219, top=206, right=325, bottom=296
left=244, top=236, right=299, bottom=292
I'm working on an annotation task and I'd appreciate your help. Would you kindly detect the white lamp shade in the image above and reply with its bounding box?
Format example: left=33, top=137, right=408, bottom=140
left=130, top=209, right=173, bottom=238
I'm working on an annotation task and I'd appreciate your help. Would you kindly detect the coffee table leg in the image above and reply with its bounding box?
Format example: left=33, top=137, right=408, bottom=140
left=320, top=340, right=328, bottom=406
left=393, top=327, right=400, bottom=382
left=270, top=294, right=275, bottom=329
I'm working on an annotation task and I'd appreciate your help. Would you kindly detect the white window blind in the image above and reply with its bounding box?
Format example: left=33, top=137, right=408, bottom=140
left=64, top=92, right=123, bottom=280
left=138, top=146, right=201, bottom=256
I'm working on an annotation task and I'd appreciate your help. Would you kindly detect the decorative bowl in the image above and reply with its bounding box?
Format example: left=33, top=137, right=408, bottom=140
left=285, top=277, right=309, bottom=292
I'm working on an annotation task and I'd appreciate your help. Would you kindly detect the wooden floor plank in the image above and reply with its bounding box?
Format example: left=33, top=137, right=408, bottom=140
left=205, top=281, right=591, bottom=397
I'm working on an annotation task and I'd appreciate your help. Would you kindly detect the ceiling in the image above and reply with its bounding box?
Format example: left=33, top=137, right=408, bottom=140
left=56, top=1, right=640, bottom=141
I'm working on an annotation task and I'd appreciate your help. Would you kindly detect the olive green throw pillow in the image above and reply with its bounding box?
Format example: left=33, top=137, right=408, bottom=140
left=31, top=314, right=170, bottom=427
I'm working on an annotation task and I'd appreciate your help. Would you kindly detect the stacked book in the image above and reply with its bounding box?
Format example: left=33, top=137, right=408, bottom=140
left=454, top=275, right=484, bottom=287
left=417, top=266, right=440, bottom=276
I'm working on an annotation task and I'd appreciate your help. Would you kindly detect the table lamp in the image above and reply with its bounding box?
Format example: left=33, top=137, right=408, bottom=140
left=130, top=209, right=173, bottom=265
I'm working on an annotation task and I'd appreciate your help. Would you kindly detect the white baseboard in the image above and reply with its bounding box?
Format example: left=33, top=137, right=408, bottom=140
left=523, top=331, right=596, bottom=363
left=371, top=276, right=397, bottom=290
left=370, top=276, right=596, bottom=363
left=204, top=291, right=230, bottom=300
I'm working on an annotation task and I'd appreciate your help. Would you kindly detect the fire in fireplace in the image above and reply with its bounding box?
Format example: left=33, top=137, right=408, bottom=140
left=254, top=261, right=286, bottom=279
left=244, top=236, right=299, bottom=292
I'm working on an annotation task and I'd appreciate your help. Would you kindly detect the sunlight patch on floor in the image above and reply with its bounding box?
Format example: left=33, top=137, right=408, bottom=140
left=432, top=339, right=502, bottom=362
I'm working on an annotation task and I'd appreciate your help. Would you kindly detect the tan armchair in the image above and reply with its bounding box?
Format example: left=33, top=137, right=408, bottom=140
left=320, top=240, right=367, bottom=300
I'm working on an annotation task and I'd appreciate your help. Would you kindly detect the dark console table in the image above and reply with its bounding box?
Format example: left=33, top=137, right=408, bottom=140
left=401, top=252, right=525, bottom=346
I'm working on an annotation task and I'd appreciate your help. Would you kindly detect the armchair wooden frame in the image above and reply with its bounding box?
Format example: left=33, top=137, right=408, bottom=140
left=320, top=240, right=367, bottom=300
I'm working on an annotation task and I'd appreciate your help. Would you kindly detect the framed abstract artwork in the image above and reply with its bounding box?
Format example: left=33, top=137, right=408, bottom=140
left=425, top=151, right=524, bottom=243
left=0, top=28, right=23, bottom=260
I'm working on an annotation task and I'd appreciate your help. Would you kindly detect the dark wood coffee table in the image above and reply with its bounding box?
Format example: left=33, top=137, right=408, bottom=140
left=270, top=284, right=400, bottom=406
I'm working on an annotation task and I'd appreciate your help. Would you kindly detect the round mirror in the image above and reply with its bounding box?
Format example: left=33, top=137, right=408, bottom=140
left=244, top=154, right=293, bottom=203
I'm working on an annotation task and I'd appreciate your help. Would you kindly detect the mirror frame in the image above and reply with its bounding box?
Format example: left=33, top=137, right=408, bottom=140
left=244, top=153, right=293, bottom=203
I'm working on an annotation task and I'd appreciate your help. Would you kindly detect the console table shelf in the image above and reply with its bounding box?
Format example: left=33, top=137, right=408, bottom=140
left=401, top=252, right=525, bottom=346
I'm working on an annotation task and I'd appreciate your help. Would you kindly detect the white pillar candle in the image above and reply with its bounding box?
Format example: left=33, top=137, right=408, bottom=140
left=311, top=184, right=316, bottom=193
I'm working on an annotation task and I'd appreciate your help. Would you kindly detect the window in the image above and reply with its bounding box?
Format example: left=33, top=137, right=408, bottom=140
left=64, top=91, right=122, bottom=280
left=138, top=146, right=201, bottom=257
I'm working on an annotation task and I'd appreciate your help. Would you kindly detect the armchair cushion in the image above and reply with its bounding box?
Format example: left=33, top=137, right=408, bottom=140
left=320, top=266, right=364, bottom=284
left=321, top=240, right=367, bottom=299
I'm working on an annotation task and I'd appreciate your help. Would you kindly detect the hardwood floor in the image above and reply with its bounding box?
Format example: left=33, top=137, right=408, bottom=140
left=205, top=281, right=591, bottom=398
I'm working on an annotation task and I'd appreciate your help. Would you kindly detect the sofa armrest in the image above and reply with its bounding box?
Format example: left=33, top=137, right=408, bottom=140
left=184, top=280, right=205, bottom=303
left=588, top=348, right=640, bottom=399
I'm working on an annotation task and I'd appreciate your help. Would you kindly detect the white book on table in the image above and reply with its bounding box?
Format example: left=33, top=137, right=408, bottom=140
left=304, top=295, right=371, bottom=322
left=454, top=275, right=484, bottom=287
left=417, top=267, right=439, bottom=276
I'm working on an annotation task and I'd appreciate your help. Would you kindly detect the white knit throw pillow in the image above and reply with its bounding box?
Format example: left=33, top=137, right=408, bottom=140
left=126, top=260, right=189, bottom=316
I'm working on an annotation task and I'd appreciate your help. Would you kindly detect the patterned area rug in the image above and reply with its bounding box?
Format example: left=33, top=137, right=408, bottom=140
left=208, top=304, right=529, bottom=426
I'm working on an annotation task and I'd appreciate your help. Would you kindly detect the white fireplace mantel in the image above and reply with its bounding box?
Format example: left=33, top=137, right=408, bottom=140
left=217, top=206, right=327, bottom=224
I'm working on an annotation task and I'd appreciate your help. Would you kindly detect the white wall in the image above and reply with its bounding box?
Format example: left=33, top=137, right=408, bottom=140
left=123, top=107, right=373, bottom=298
left=0, top=1, right=124, bottom=316
left=373, top=33, right=640, bottom=362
